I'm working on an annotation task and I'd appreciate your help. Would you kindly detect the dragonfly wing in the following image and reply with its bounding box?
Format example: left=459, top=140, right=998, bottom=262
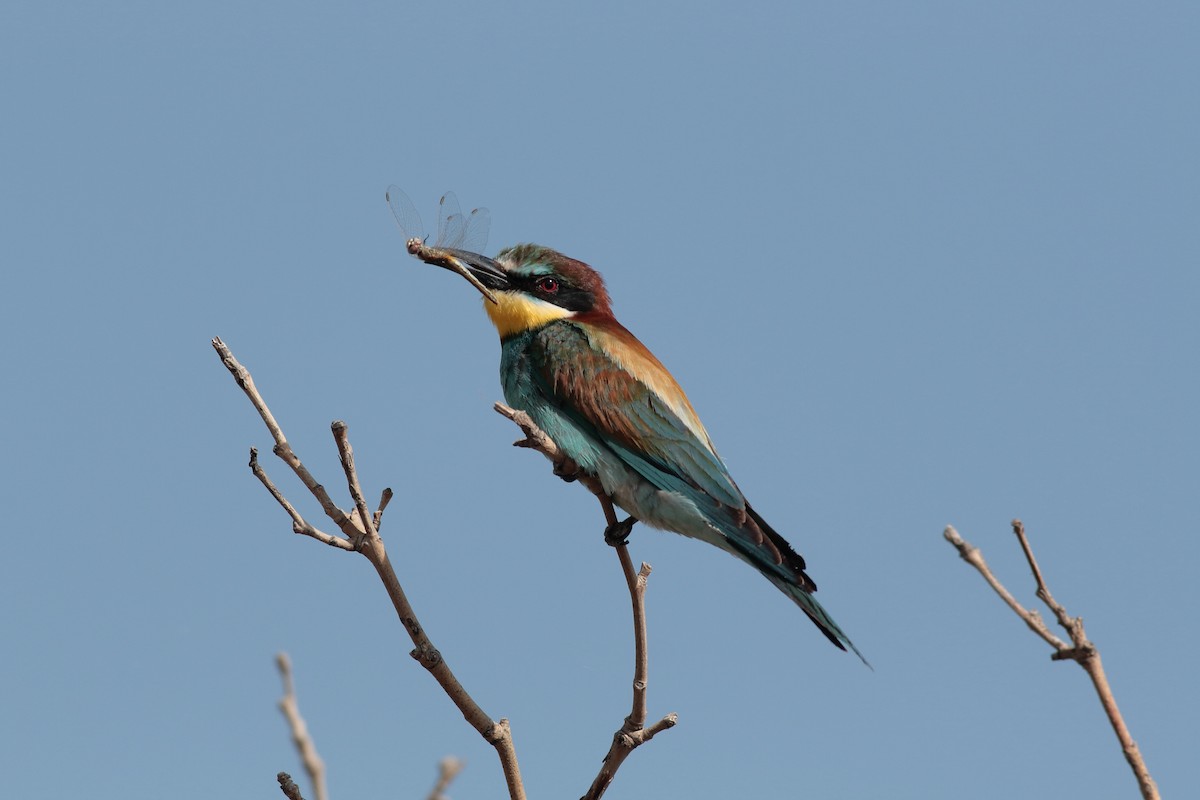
left=386, top=186, right=425, bottom=242
left=459, top=206, right=491, bottom=253
left=437, top=192, right=466, bottom=248
left=390, top=188, right=489, bottom=254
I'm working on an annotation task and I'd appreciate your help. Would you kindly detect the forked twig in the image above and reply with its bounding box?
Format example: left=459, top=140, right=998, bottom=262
left=944, top=520, right=1158, bottom=800
left=275, top=653, right=327, bottom=800
left=942, top=524, right=1067, bottom=651
left=494, top=402, right=678, bottom=800
left=213, top=337, right=526, bottom=800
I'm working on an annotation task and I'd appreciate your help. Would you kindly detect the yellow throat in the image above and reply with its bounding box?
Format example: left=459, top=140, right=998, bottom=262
left=484, top=291, right=574, bottom=338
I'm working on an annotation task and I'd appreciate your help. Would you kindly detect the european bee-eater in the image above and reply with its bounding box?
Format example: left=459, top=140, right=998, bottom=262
left=408, top=237, right=864, bottom=662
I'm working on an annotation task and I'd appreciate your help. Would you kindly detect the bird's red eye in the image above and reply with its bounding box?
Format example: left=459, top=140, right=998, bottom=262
left=536, top=277, right=559, bottom=294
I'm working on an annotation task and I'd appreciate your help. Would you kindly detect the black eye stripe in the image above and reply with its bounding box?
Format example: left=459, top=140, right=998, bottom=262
left=518, top=274, right=593, bottom=312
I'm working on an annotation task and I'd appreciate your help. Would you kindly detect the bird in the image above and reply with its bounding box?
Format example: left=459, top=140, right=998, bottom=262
left=408, top=238, right=865, bottom=662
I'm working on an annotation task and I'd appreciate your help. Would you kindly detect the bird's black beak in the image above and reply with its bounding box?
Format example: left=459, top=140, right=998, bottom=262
left=407, top=241, right=509, bottom=305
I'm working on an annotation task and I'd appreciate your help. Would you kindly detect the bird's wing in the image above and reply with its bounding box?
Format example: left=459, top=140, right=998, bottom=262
left=532, top=320, right=745, bottom=511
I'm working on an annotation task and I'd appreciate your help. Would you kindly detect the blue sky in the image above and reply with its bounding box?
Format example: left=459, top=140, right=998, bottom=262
left=1, top=2, right=1196, bottom=798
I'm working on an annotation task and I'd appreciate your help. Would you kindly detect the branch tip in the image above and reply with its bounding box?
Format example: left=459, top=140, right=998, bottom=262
left=427, top=756, right=466, bottom=800
left=277, top=772, right=306, bottom=800
left=944, top=520, right=1159, bottom=800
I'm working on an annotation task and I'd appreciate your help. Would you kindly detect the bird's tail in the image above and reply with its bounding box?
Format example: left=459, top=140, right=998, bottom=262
left=767, top=572, right=870, bottom=668
left=727, top=505, right=870, bottom=667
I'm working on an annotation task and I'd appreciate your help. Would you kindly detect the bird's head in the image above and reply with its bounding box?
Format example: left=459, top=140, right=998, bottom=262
left=416, top=243, right=612, bottom=339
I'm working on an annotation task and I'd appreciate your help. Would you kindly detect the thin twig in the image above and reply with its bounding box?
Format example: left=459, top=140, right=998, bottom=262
left=213, top=337, right=526, bottom=800
left=426, top=756, right=466, bottom=800
left=493, top=403, right=678, bottom=800
left=494, top=403, right=581, bottom=482
left=250, top=448, right=354, bottom=550
left=214, top=338, right=357, bottom=540
left=1012, top=520, right=1084, bottom=644
left=332, top=420, right=378, bottom=552
left=275, top=653, right=328, bottom=800
left=943, top=521, right=1159, bottom=800
left=581, top=496, right=677, bottom=800
left=943, top=525, right=1068, bottom=650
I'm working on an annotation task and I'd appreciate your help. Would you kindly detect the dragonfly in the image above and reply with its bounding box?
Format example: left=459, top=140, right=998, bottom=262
left=386, top=187, right=498, bottom=303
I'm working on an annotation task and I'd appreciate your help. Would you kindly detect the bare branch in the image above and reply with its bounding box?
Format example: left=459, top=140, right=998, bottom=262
left=213, top=337, right=526, bottom=800
left=332, top=420, right=378, bottom=552
left=492, top=404, right=678, bottom=799
left=221, top=347, right=676, bottom=800
left=494, top=403, right=602, bottom=501
left=213, top=337, right=356, bottom=538
left=944, top=521, right=1159, bottom=800
left=275, top=653, right=328, bottom=800
left=1011, top=519, right=1084, bottom=644
left=426, top=756, right=466, bottom=800
left=943, top=525, right=1067, bottom=650
left=494, top=403, right=580, bottom=480
left=250, top=448, right=354, bottom=550
left=581, top=507, right=678, bottom=800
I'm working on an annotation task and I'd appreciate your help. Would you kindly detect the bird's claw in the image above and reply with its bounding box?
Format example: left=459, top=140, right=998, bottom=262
left=604, top=516, right=637, bottom=547
left=553, top=456, right=582, bottom=483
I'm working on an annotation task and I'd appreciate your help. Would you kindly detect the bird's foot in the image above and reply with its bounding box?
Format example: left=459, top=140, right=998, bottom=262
left=553, top=456, right=582, bottom=483
left=604, top=516, right=637, bottom=547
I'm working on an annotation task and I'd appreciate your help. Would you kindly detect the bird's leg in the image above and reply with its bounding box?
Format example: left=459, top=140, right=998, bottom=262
left=598, top=494, right=638, bottom=546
